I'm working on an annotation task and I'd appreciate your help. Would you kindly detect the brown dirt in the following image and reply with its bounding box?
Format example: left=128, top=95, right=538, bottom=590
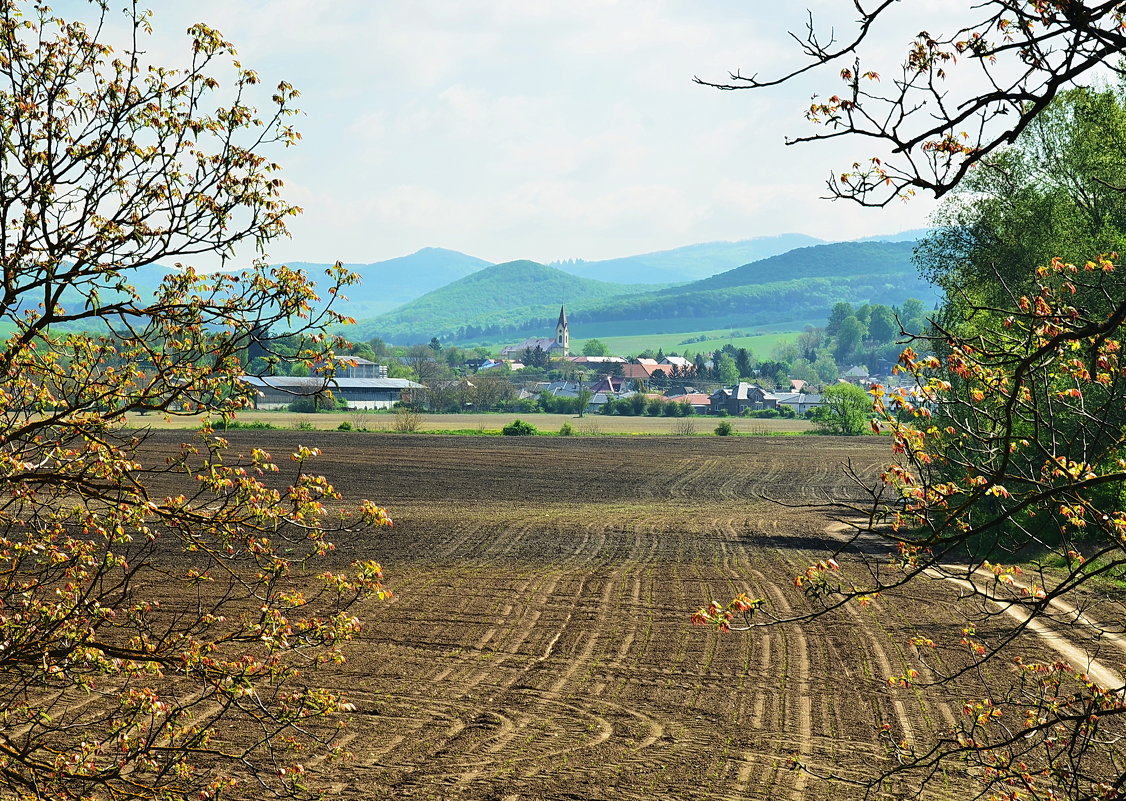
left=128, top=431, right=1053, bottom=800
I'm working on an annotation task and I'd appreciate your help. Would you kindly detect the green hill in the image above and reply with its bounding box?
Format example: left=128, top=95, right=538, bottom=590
left=677, top=241, right=918, bottom=292
left=355, top=240, right=938, bottom=346
left=357, top=260, right=666, bottom=343
left=560, top=241, right=936, bottom=334
left=552, top=233, right=825, bottom=283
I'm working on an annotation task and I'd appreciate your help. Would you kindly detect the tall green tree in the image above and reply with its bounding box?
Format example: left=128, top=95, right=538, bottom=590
left=917, top=85, right=1126, bottom=322
left=582, top=338, right=610, bottom=357
left=809, top=383, right=870, bottom=435
left=833, top=316, right=866, bottom=364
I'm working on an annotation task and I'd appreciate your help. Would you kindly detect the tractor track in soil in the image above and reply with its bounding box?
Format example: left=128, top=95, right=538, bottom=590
left=128, top=431, right=1126, bottom=800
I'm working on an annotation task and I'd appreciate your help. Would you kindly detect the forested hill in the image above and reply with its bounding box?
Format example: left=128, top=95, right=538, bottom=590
left=676, top=241, right=918, bottom=292
left=552, top=240, right=936, bottom=339
left=552, top=233, right=825, bottom=283
left=355, top=260, right=665, bottom=343
left=354, top=240, right=938, bottom=346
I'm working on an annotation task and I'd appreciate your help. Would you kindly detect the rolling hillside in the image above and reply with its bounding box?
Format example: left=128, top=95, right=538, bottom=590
left=551, top=233, right=825, bottom=283
left=356, top=261, right=666, bottom=343
left=355, top=240, right=937, bottom=345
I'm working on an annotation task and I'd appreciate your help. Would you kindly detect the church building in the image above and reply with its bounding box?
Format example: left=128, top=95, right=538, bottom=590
left=500, top=304, right=570, bottom=359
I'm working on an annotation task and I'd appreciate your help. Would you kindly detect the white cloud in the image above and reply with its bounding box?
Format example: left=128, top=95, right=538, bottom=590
left=53, top=0, right=944, bottom=264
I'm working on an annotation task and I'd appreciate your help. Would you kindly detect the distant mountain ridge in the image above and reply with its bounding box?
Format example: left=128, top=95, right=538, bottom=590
left=287, top=247, right=492, bottom=318
left=550, top=233, right=825, bottom=283
left=355, top=260, right=663, bottom=342
left=357, top=238, right=939, bottom=345
left=288, top=230, right=931, bottom=322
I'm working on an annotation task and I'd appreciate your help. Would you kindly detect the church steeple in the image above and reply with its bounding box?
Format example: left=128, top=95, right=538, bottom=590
left=555, top=304, right=569, bottom=356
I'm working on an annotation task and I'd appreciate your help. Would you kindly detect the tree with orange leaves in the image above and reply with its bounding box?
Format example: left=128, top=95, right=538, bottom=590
left=0, top=2, right=391, bottom=799
left=698, top=2, right=1126, bottom=208
left=697, top=255, right=1126, bottom=799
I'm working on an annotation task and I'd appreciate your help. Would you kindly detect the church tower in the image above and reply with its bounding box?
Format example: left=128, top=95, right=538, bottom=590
left=555, top=304, right=569, bottom=356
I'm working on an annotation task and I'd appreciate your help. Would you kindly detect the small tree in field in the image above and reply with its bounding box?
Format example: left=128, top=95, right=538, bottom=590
left=810, top=382, right=871, bottom=435
left=0, top=3, right=392, bottom=799
left=697, top=257, right=1126, bottom=799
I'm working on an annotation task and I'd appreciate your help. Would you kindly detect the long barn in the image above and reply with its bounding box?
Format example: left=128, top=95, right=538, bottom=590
left=241, top=375, right=425, bottom=410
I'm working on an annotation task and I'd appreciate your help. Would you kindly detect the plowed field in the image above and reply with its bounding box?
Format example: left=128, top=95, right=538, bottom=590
left=136, top=431, right=1095, bottom=800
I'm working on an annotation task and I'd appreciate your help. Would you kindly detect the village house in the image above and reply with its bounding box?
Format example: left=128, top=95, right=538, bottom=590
left=709, top=382, right=778, bottom=415
left=772, top=392, right=824, bottom=415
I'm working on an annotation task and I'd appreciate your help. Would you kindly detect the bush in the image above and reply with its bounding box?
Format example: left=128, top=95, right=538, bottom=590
left=673, top=417, right=696, bottom=435
left=295, top=419, right=315, bottom=431
left=392, top=406, right=423, bottom=433
left=337, top=421, right=353, bottom=431
left=503, top=419, right=538, bottom=436
left=559, top=422, right=576, bottom=436
left=217, top=419, right=278, bottom=430
left=714, top=420, right=735, bottom=436
left=288, top=396, right=317, bottom=413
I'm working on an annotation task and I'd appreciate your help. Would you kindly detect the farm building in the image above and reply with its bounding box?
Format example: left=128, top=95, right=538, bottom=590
left=772, top=392, right=824, bottom=415
left=242, top=375, right=425, bottom=410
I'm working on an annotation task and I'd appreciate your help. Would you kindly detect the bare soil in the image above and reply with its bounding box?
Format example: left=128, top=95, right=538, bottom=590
left=132, top=431, right=1078, bottom=800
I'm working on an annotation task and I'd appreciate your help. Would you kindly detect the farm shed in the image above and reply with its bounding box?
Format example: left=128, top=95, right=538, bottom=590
left=242, top=375, right=425, bottom=410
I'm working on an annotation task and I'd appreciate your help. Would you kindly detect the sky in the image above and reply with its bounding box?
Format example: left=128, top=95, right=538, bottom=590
left=75, top=1, right=958, bottom=266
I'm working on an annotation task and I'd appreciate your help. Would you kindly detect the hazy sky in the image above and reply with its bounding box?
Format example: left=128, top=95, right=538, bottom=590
left=85, top=2, right=955, bottom=265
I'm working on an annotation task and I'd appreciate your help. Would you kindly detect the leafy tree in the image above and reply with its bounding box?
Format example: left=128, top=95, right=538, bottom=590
left=734, top=347, right=753, bottom=379
left=522, top=345, right=550, bottom=369
left=897, top=298, right=928, bottom=335
left=867, top=304, right=897, bottom=344
left=825, top=301, right=853, bottom=336
left=582, top=338, right=610, bottom=357
left=0, top=3, right=393, bottom=800
left=698, top=3, right=1126, bottom=207
left=833, top=316, right=866, bottom=364
left=368, top=336, right=390, bottom=358
left=576, top=385, right=593, bottom=417
left=788, top=358, right=818, bottom=385
left=796, top=326, right=823, bottom=362
left=917, top=85, right=1126, bottom=322
left=812, top=351, right=839, bottom=384
left=716, top=353, right=739, bottom=385
left=404, top=343, right=443, bottom=384
left=808, top=383, right=870, bottom=435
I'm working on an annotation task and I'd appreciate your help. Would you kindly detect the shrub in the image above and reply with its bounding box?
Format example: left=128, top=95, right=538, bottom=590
left=217, top=420, right=278, bottom=430
left=502, top=419, right=538, bottom=436
left=288, top=396, right=317, bottom=413
left=714, top=420, right=735, bottom=436
left=559, top=422, right=576, bottom=436
left=392, top=406, right=423, bottom=433
left=337, top=421, right=353, bottom=431
left=295, top=419, right=315, bottom=431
